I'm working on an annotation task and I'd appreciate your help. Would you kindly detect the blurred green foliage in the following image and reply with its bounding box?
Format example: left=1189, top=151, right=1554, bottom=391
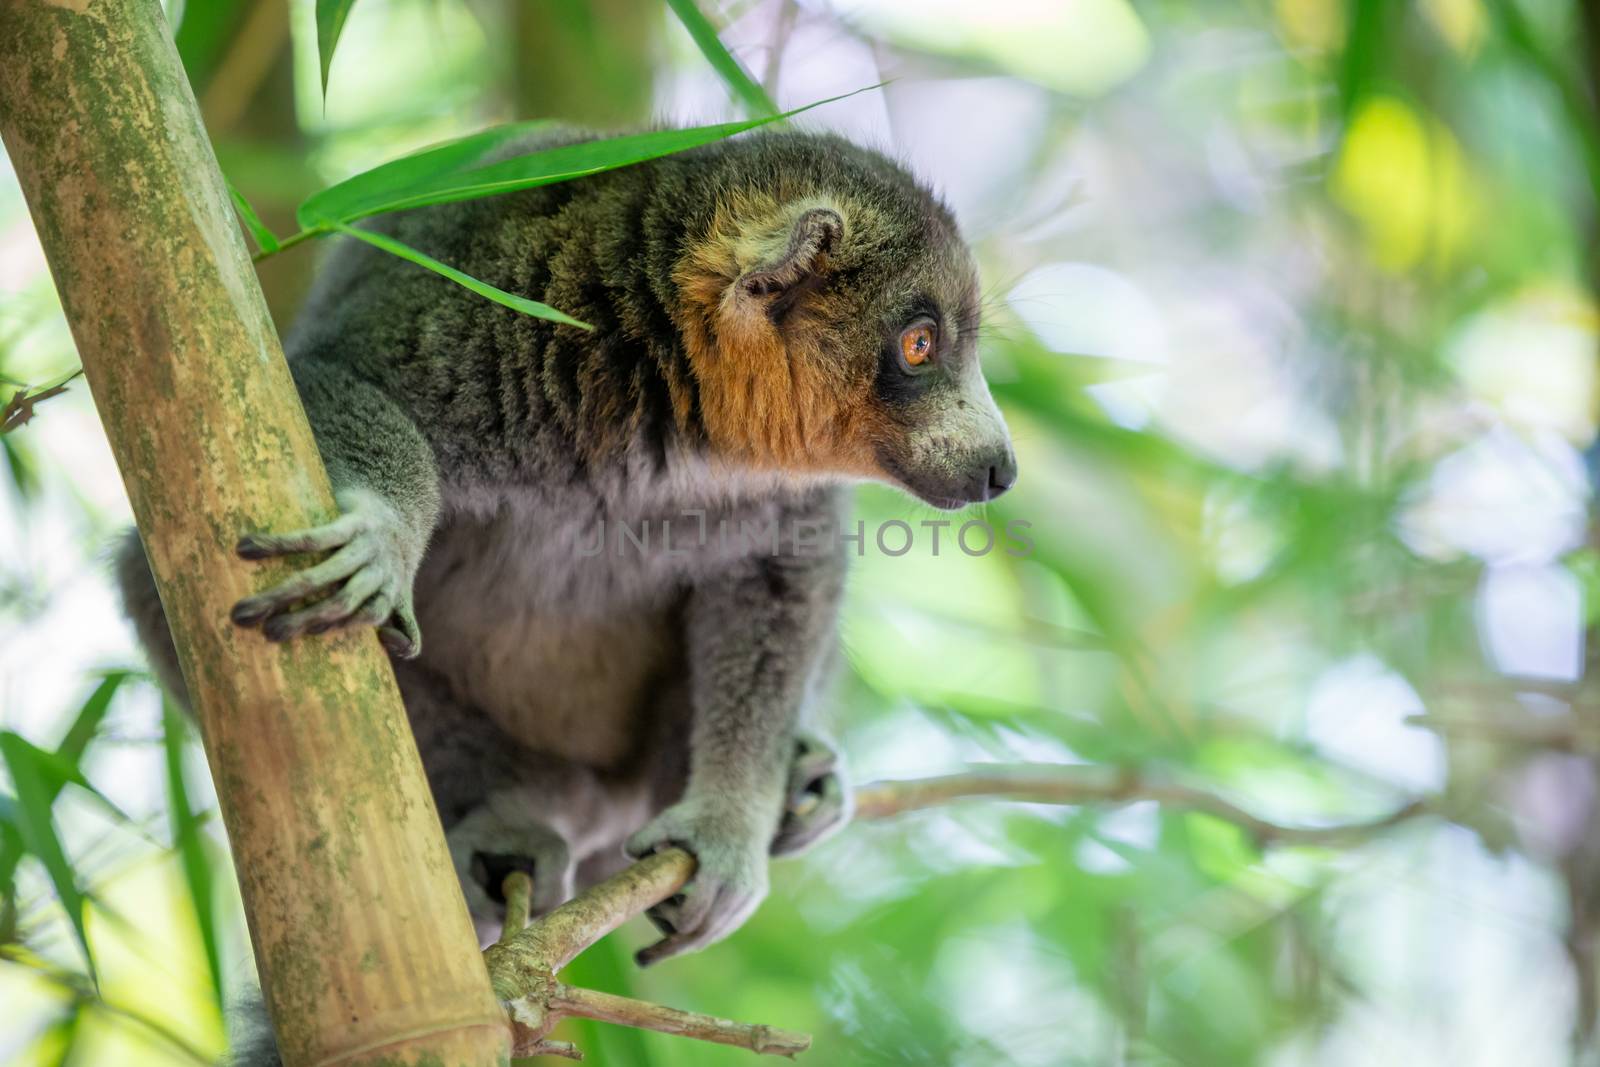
left=5, top=1, right=1600, bottom=1065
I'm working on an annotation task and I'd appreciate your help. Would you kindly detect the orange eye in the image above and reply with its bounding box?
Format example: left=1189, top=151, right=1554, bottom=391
left=900, top=323, right=935, bottom=367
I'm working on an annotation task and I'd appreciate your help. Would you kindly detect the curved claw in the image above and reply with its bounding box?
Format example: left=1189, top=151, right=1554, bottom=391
left=376, top=601, right=423, bottom=659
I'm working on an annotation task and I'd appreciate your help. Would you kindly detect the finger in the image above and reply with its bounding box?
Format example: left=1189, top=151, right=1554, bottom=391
left=377, top=601, right=423, bottom=658
left=771, top=813, right=826, bottom=855
left=641, top=885, right=752, bottom=966
left=625, top=828, right=668, bottom=860
left=530, top=863, right=574, bottom=915
left=635, top=938, right=677, bottom=968
left=701, top=887, right=757, bottom=946
left=231, top=540, right=377, bottom=625
left=330, top=592, right=393, bottom=633
left=261, top=566, right=385, bottom=642
left=638, top=881, right=721, bottom=966
left=770, top=815, right=812, bottom=856
left=377, top=624, right=420, bottom=659
left=630, top=921, right=700, bottom=972
left=237, top=512, right=365, bottom=560
left=663, top=880, right=717, bottom=937
left=396, top=602, right=422, bottom=645
left=772, top=777, right=847, bottom=856
left=791, top=739, right=838, bottom=787
left=645, top=893, right=688, bottom=937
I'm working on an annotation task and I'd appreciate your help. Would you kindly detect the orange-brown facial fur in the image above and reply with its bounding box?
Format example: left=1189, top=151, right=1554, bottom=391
left=669, top=136, right=1015, bottom=507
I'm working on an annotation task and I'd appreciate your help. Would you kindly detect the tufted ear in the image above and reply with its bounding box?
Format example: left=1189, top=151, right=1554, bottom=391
left=737, top=206, right=844, bottom=306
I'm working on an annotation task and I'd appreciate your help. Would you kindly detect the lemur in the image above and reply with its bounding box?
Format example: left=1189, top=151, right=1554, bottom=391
left=116, top=126, right=1015, bottom=1046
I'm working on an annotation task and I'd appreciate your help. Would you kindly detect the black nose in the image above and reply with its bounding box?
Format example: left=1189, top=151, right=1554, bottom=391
left=985, top=453, right=1018, bottom=500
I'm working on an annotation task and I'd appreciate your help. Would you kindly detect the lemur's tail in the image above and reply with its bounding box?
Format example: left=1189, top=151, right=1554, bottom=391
left=111, top=528, right=189, bottom=707
left=224, top=993, right=280, bottom=1067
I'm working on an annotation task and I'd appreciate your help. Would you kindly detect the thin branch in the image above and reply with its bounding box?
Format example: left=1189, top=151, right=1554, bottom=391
left=1408, top=711, right=1600, bottom=751
left=484, top=763, right=1429, bottom=1058
left=852, top=765, right=1431, bottom=847
left=485, top=848, right=694, bottom=1001
left=1, top=369, right=83, bottom=434
left=196, top=0, right=290, bottom=133
left=501, top=870, right=534, bottom=937
left=250, top=226, right=320, bottom=263
left=549, top=983, right=809, bottom=1059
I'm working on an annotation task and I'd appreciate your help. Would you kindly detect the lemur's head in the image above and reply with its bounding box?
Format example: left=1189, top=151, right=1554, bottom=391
left=674, top=133, right=1016, bottom=509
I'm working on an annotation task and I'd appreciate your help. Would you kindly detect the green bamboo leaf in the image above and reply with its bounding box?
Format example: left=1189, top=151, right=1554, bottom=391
left=0, top=672, right=127, bottom=890
left=227, top=179, right=280, bottom=255
left=315, top=0, right=359, bottom=96
left=23, top=1005, right=82, bottom=1067
left=330, top=222, right=593, bottom=329
left=0, top=732, right=96, bottom=983
left=41, top=368, right=83, bottom=391
left=173, top=0, right=252, bottom=91
left=2, top=434, right=40, bottom=501
left=1336, top=0, right=1386, bottom=122
left=295, top=119, right=555, bottom=231
left=0, top=790, right=18, bottom=934
left=297, top=88, right=872, bottom=228
left=665, top=0, right=778, bottom=117
left=0, top=788, right=17, bottom=927
left=163, top=700, right=223, bottom=1013
left=58, top=671, right=128, bottom=764
left=16, top=744, right=137, bottom=829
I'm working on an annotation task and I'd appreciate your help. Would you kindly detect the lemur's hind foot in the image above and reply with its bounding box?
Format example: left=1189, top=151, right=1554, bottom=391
left=447, top=799, right=575, bottom=942
left=772, top=731, right=852, bottom=856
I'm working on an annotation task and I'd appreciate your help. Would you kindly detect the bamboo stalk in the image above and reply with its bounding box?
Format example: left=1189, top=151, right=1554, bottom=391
left=0, top=3, right=507, bottom=1064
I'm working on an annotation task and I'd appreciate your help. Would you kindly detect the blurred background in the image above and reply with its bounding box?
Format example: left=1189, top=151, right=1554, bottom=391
left=5, top=0, right=1600, bottom=1064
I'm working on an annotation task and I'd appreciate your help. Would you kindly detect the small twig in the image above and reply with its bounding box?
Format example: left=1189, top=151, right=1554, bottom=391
left=761, top=0, right=799, bottom=98
left=500, top=871, right=534, bottom=938
left=1408, top=712, right=1600, bottom=751
left=482, top=763, right=1429, bottom=1058
left=250, top=226, right=320, bottom=263
left=484, top=848, right=694, bottom=1002
left=852, top=765, right=1431, bottom=847
left=1, top=368, right=83, bottom=434
left=521, top=1036, right=583, bottom=1060
left=550, top=984, right=809, bottom=1058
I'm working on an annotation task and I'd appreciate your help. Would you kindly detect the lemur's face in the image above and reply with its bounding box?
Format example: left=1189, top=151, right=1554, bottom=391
left=675, top=188, right=1016, bottom=507
left=860, top=247, right=1016, bottom=509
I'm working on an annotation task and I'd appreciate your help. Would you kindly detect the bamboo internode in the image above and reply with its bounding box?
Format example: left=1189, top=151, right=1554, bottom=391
left=0, top=3, right=508, bottom=1064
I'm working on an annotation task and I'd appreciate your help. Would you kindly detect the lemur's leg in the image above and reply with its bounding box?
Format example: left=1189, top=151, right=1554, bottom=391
left=395, top=660, right=624, bottom=940
left=626, top=491, right=848, bottom=965
left=227, top=359, right=441, bottom=658
left=389, top=662, right=575, bottom=936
